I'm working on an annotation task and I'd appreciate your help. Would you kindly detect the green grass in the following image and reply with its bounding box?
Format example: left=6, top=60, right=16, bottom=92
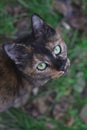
left=0, top=0, right=87, bottom=130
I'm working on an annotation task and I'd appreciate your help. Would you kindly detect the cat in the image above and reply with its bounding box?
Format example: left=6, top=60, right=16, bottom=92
left=0, top=14, right=70, bottom=112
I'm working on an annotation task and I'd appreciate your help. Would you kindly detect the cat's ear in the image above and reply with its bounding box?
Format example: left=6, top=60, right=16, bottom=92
left=3, top=43, right=28, bottom=66
left=31, top=14, right=56, bottom=39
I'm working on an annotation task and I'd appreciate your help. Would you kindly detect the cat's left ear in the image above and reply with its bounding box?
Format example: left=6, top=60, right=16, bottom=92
left=31, top=14, right=56, bottom=39
left=3, top=43, right=28, bottom=67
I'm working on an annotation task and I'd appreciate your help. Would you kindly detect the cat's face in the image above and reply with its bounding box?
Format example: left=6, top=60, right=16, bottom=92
left=3, top=14, right=70, bottom=87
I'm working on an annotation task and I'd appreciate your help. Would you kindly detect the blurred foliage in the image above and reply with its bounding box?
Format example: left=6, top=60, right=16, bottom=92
left=0, top=0, right=87, bottom=130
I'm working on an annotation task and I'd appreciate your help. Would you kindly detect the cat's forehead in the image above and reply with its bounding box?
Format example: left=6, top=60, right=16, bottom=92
left=34, top=32, right=66, bottom=52
left=35, top=31, right=64, bottom=46
left=33, top=54, right=51, bottom=66
left=48, top=31, right=60, bottom=41
left=32, top=45, right=53, bottom=62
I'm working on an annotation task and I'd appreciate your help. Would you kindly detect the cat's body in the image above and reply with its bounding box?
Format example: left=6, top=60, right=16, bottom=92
left=0, top=45, right=30, bottom=111
left=0, top=14, right=70, bottom=112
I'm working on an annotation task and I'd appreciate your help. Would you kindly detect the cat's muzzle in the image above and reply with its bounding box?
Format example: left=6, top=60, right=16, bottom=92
left=60, top=58, right=70, bottom=72
left=56, top=56, right=70, bottom=72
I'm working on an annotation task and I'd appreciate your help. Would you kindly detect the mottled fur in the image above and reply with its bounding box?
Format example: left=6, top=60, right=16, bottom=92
left=0, top=14, right=70, bottom=112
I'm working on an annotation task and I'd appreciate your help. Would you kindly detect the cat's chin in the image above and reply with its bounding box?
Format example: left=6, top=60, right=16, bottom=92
left=33, top=77, right=51, bottom=88
left=52, top=71, right=64, bottom=79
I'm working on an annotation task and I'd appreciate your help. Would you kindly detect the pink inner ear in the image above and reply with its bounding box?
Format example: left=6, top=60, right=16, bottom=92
left=4, top=43, right=17, bottom=61
left=4, top=43, right=28, bottom=65
left=4, top=43, right=15, bottom=51
left=4, top=43, right=15, bottom=55
left=32, top=14, right=44, bottom=30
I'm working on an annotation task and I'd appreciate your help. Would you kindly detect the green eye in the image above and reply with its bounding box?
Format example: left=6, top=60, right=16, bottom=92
left=53, top=45, right=61, bottom=55
left=37, top=62, right=47, bottom=71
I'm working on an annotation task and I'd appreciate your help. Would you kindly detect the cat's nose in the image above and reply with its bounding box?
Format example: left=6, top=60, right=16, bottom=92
left=59, top=59, right=67, bottom=71
left=56, top=57, right=67, bottom=71
left=60, top=58, right=70, bottom=72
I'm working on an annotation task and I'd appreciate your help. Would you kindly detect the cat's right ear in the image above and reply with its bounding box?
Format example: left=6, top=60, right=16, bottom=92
left=31, top=14, right=44, bottom=38
left=31, top=14, right=56, bottom=39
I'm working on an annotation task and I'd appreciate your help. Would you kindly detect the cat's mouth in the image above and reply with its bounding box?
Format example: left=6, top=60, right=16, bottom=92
left=52, top=71, right=64, bottom=79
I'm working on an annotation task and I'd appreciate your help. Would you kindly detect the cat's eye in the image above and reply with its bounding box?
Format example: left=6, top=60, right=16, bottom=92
left=37, top=62, right=47, bottom=71
left=53, top=45, right=61, bottom=55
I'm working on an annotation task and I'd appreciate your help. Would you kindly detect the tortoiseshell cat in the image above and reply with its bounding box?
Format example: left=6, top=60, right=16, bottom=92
left=0, top=14, right=70, bottom=112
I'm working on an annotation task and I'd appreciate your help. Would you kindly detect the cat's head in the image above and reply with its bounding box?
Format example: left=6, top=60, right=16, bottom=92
left=3, top=14, right=70, bottom=87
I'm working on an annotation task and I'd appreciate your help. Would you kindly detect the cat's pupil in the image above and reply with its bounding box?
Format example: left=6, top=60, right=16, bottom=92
left=53, top=45, right=61, bottom=55
left=37, top=62, right=47, bottom=71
